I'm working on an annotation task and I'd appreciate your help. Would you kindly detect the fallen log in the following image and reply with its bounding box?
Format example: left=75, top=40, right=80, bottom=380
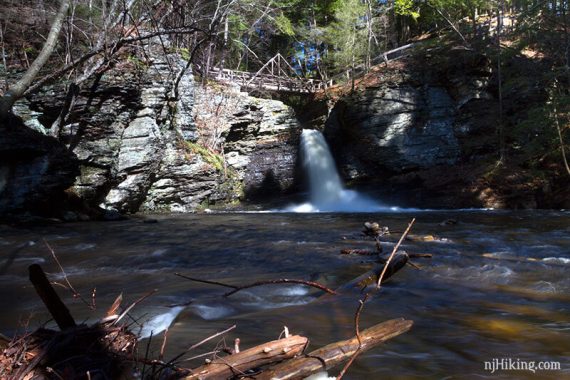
left=341, top=250, right=432, bottom=260
left=29, top=263, right=76, bottom=330
left=184, top=335, right=308, bottom=379
left=340, top=248, right=378, bottom=256
left=408, top=253, right=433, bottom=259
left=256, top=318, right=413, bottom=380
left=335, top=251, right=409, bottom=293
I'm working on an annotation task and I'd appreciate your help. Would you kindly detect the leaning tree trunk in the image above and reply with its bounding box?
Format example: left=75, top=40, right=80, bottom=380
left=0, top=0, right=70, bottom=121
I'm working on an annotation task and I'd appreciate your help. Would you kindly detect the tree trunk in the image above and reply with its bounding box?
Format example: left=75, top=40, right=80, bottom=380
left=497, top=0, right=506, bottom=162
left=0, top=0, right=70, bottom=121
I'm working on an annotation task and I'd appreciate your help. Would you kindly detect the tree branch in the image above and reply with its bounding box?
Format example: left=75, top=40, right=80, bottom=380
left=0, top=0, right=70, bottom=118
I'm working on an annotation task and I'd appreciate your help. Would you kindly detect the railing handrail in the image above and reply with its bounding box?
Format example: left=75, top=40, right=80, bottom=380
left=203, top=43, right=414, bottom=93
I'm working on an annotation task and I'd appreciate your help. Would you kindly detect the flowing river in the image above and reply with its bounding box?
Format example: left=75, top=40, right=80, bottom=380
left=1, top=210, right=569, bottom=379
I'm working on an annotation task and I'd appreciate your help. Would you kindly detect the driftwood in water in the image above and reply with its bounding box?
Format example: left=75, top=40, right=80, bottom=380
left=335, top=251, right=409, bottom=293
left=341, top=249, right=432, bottom=260
left=362, top=222, right=389, bottom=237
left=174, top=273, right=338, bottom=297
left=0, top=265, right=137, bottom=379
left=184, top=335, right=308, bottom=379
left=340, top=248, right=378, bottom=256
left=257, top=318, right=413, bottom=380
left=408, top=253, right=433, bottom=259
left=29, top=263, right=77, bottom=330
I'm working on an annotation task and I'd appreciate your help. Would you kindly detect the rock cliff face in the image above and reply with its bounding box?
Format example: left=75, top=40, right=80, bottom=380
left=215, top=92, right=301, bottom=199
left=325, top=48, right=494, bottom=178
left=22, top=50, right=216, bottom=214
left=9, top=43, right=301, bottom=216
left=325, top=85, right=460, bottom=177
left=322, top=45, right=569, bottom=209
left=323, top=47, right=522, bottom=208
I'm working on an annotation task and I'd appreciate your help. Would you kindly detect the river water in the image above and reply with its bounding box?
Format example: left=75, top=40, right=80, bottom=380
left=1, top=210, right=569, bottom=379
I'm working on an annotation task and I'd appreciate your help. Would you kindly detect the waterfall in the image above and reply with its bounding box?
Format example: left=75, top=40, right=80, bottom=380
left=290, top=129, right=383, bottom=212
left=300, top=129, right=344, bottom=205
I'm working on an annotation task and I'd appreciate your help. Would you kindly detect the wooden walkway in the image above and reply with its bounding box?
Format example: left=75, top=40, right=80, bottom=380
left=207, top=44, right=414, bottom=94
left=208, top=67, right=332, bottom=93
left=207, top=53, right=331, bottom=93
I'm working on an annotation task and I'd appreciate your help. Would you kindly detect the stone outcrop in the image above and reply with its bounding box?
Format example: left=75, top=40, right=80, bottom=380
left=28, top=49, right=220, bottom=214
left=321, top=47, right=518, bottom=208
left=325, top=85, right=460, bottom=178
left=325, top=48, right=497, bottom=180
left=10, top=42, right=301, bottom=215
left=321, top=45, right=569, bottom=209
left=215, top=92, right=301, bottom=198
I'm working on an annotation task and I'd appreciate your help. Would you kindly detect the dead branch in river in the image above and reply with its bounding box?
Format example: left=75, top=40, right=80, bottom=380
left=6, top=216, right=420, bottom=380
left=336, top=218, right=416, bottom=379
left=341, top=248, right=432, bottom=260
left=3, top=254, right=414, bottom=380
left=257, top=318, right=413, bottom=380
left=184, top=335, right=308, bottom=379
left=28, top=264, right=77, bottom=330
left=175, top=273, right=338, bottom=296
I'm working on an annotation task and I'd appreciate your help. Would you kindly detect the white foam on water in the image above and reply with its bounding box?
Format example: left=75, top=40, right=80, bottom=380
left=268, top=285, right=310, bottom=296
left=151, top=248, right=169, bottom=257
left=433, top=264, right=515, bottom=285
left=242, top=298, right=314, bottom=309
left=138, top=306, right=184, bottom=339
left=543, top=257, right=570, bottom=264
left=51, top=267, right=88, bottom=279
left=73, top=243, right=96, bottom=251
left=286, top=190, right=399, bottom=213
left=233, top=286, right=314, bottom=310
left=0, top=257, right=46, bottom=264
left=531, top=281, right=558, bottom=293
left=191, top=304, right=235, bottom=320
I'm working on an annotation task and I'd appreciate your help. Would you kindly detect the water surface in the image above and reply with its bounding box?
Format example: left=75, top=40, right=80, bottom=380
left=1, top=211, right=569, bottom=379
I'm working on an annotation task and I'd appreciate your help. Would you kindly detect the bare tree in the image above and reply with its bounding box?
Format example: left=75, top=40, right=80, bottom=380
left=0, top=0, right=243, bottom=126
left=0, top=0, right=70, bottom=121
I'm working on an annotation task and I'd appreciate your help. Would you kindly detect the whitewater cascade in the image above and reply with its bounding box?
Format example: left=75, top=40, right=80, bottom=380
left=290, top=129, right=383, bottom=212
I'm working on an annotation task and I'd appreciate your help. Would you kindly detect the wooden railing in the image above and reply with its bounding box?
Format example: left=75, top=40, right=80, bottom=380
left=205, top=44, right=415, bottom=94
left=207, top=67, right=332, bottom=93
